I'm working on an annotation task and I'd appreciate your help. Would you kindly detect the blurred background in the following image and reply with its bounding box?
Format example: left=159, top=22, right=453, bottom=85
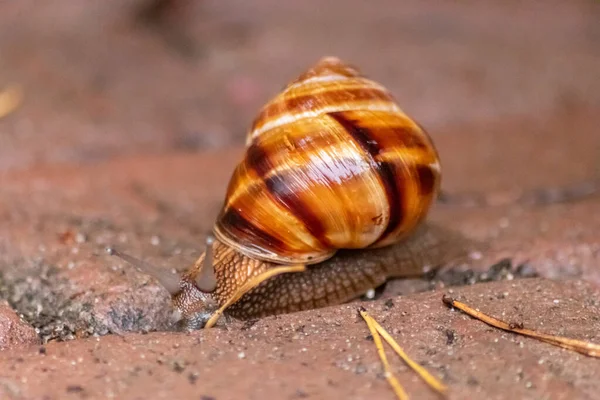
left=0, top=0, right=598, bottom=176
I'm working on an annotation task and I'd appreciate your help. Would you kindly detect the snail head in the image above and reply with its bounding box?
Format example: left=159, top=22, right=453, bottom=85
left=106, top=235, right=219, bottom=330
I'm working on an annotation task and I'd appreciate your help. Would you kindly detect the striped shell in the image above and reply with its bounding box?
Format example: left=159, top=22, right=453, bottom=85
left=214, top=57, right=441, bottom=265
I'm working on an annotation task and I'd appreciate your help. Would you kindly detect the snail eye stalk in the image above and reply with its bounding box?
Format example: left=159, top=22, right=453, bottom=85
left=106, top=247, right=181, bottom=295
left=194, top=235, right=217, bottom=292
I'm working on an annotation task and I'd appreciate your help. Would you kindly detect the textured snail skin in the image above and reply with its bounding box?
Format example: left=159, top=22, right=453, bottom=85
left=173, top=222, right=477, bottom=329
left=171, top=57, right=452, bottom=329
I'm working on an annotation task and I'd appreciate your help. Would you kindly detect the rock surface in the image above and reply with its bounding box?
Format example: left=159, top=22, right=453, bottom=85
left=0, top=278, right=598, bottom=399
left=0, top=302, right=40, bottom=350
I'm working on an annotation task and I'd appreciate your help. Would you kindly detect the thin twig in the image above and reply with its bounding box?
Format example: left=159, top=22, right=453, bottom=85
left=442, top=295, right=600, bottom=357
left=360, top=308, right=448, bottom=399
left=360, top=308, right=409, bottom=400
left=372, top=321, right=448, bottom=394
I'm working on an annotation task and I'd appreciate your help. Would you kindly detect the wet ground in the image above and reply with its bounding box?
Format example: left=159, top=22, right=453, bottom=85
left=0, top=1, right=599, bottom=399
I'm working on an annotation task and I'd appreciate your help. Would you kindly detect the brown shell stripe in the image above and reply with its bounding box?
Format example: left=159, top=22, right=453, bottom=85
left=413, top=121, right=441, bottom=196
left=222, top=142, right=331, bottom=252
left=247, top=142, right=330, bottom=246
left=250, top=85, right=393, bottom=142
left=263, top=172, right=330, bottom=248
left=327, top=111, right=407, bottom=244
left=415, top=164, right=437, bottom=196
left=218, top=206, right=288, bottom=256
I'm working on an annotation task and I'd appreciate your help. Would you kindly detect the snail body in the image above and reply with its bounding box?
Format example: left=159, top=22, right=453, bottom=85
left=174, top=222, right=473, bottom=328
left=112, top=57, right=475, bottom=329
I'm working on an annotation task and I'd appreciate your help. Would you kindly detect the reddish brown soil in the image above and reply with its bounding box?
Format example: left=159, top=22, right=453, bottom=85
left=0, top=1, right=599, bottom=399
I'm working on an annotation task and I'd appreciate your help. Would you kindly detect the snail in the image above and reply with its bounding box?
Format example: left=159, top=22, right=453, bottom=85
left=108, top=56, right=485, bottom=329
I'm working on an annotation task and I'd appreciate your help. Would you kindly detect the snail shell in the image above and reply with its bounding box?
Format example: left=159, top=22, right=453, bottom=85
left=214, top=56, right=441, bottom=266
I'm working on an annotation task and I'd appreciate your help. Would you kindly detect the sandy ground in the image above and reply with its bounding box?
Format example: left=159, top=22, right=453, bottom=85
left=0, top=1, right=599, bottom=399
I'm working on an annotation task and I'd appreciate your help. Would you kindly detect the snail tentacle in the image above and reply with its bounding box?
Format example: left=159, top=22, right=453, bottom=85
left=106, top=247, right=181, bottom=295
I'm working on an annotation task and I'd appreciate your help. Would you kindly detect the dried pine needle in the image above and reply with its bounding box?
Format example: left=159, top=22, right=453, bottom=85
left=371, top=319, right=448, bottom=395
left=360, top=308, right=409, bottom=400
left=360, top=308, right=448, bottom=399
left=0, top=84, right=23, bottom=119
left=204, top=265, right=306, bottom=328
left=443, top=295, right=600, bottom=358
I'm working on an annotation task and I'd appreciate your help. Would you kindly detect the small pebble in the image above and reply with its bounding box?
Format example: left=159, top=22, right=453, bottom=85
left=75, top=233, right=87, bottom=244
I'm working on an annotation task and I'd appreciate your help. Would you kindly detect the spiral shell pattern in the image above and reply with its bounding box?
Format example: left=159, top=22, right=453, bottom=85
left=214, top=57, right=441, bottom=265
